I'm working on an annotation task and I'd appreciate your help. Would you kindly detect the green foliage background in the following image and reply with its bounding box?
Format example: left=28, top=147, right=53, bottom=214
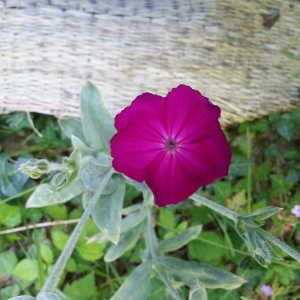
left=1, top=107, right=300, bottom=300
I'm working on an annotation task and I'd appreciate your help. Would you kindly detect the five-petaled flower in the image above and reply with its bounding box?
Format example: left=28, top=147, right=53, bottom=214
left=291, top=204, right=300, bottom=217
left=110, top=85, right=231, bottom=206
left=260, top=284, right=274, bottom=297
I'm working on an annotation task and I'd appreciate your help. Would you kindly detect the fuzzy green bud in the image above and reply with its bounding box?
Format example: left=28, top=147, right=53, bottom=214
left=19, top=159, right=51, bottom=179
left=49, top=171, right=71, bottom=192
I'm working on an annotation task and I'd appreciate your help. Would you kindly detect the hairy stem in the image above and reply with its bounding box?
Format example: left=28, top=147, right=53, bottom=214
left=246, top=125, right=252, bottom=213
left=190, top=193, right=237, bottom=221
left=146, top=205, right=183, bottom=300
left=39, top=168, right=114, bottom=293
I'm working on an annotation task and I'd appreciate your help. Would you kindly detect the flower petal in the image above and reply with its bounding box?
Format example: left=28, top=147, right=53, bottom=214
left=144, top=151, right=200, bottom=206
left=110, top=84, right=232, bottom=207
left=115, top=92, right=166, bottom=138
left=163, top=85, right=221, bottom=141
left=111, top=123, right=163, bottom=182
left=178, top=129, right=231, bottom=186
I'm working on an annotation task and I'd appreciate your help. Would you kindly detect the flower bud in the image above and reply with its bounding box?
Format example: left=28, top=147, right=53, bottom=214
left=19, top=159, right=51, bottom=179
left=49, top=171, right=70, bottom=192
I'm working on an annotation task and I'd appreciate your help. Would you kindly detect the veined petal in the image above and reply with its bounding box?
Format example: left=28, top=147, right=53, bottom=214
left=144, top=151, right=200, bottom=206
left=111, top=123, right=163, bottom=182
left=115, top=92, right=166, bottom=138
left=110, top=84, right=232, bottom=207
left=178, top=130, right=231, bottom=186
left=163, top=85, right=221, bottom=140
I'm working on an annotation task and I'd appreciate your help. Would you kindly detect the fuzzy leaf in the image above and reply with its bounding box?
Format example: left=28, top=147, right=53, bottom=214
left=92, top=174, right=125, bottom=244
left=244, top=206, right=283, bottom=222
left=26, top=179, right=86, bottom=208
left=71, top=136, right=94, bottom=155
left=104, top=223, right=144, bottom=262
left=80, top=82, right=115, bottom=151
left=157, top=257, right=246, bottom=290
left=120, top=209, right=147, bottom=234
left=36, top=292, right=60, bottom=300
left=79, top=155, right=114, bottom=193
left=159, top=225, right=202, bottom=252
left=0, top=154, right=29, bottom=197
left=111, top=262, right=152, bottom=300
left=189, top=283, right=207, bottom=300
left=58, top=117, right=87, bottom=145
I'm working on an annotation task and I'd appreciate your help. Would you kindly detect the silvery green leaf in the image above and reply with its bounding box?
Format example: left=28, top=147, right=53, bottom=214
left=122, top=204, right=143, bottom=215
left=80, top=82, right=115, bottom=152
left=26, top=179, right=86, bottom=208
left=79, top=157, right=114, bottom=194
left=242, top=230, right=281, bottom=267
left=0, top=154, right=29, bottom=197
left=157, top=257, right=246, bottom=290
left=125, top=176, right=147, bottom=192
left=36, top=293, right=60, bottom=300
left=104, top=178, right=117, bottom=195
left=110, top=262, right=152, bottom=300
left=91, top=153, right=111, bottom=168
left=87, top=232, right=109, bottom=244
left=243, top=206, right=283, bottom=222
left=158, top=225, right=202, bottom=252
left=189, top=283, right=207, bottom=300
left=265, top=242, right=282, bottom=261
left=71, top=136, right=94, bottom=155
left=79, top=164, right=107, bottom=192
left=121, top=209, right=147, bottom=234
left=8, top=296, right=35, bottom=300
left=92, top=174, right=125, bottom=244
left=58, top=117, right=87, bottom=145
left=104, top=222, right=144, bottom=262
left=243, top=230, right=257, bottom=251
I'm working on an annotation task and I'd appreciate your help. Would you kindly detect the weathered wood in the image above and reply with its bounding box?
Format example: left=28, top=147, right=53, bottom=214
left=0, top=0, right=299, bottom=125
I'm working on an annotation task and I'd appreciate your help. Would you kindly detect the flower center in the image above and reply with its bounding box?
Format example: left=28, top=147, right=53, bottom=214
left=164, top=138, right=179, bottom=153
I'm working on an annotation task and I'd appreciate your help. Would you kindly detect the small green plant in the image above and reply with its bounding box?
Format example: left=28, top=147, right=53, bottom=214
left=1, top=84, right=300, bottom=300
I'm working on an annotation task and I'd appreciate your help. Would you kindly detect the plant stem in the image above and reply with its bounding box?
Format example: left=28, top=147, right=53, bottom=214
left=154, top=264, right=184, bottom=300
left=39, top=168, right=114, bottom=293
left=1, top=186, right=36, bottom=203
left=146, top=205, right=183, bottom=300
left=190, top=193, right=237, bottom=221
left=146, top=206, right=157, bottom=259
left=246, top=125, right=252, bottom=213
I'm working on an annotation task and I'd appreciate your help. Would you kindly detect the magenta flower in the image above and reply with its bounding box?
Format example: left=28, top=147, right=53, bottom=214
left=292, top=204, right=300, bottom=217
left=110, top=85, right=231, bottom=206
left=260, top=284, right=274, bottom=297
